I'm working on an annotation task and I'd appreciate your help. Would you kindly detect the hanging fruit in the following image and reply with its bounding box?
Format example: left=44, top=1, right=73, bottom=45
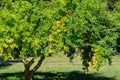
left=57, top=20, right=63, bottom=26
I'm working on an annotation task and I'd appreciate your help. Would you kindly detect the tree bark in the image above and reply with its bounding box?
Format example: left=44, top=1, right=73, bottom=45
left=24, top=65, right=33, bottom=80
left=23, top=58, right=33, bottom=80
left=31, top=54, right=45, bottom=73
left=22, top=54, right=45, bottom=80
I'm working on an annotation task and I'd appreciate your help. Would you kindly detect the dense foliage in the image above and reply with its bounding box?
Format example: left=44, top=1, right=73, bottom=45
left=0, top=0, right=119, bottom=80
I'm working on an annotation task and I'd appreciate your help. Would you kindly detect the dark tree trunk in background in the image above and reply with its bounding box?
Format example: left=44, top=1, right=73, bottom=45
left=116, top=38, right=120, bottom=53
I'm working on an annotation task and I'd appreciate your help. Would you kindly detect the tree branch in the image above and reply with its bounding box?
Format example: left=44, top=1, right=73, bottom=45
left=22, top=58, right=27, bottom=65
left=28, top=58, right=35, bottom=67
left=31, top=54, right=45, bottom=73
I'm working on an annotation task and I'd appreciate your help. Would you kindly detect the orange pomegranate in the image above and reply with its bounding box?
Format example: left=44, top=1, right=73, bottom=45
left=57, top=20, right=62, bottom=26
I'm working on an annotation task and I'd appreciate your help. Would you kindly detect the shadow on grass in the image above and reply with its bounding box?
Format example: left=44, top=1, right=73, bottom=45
left=0, top=62, right=11, bottom=69
left=34, top=71, right=115, bottom=80
left=0, top=58, right=22, bottom=69
left=0, top=71, right=116, bottom=80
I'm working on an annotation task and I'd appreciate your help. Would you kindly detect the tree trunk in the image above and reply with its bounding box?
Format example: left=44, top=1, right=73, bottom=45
left=24, top=67, right=33, bottom=80
left=22, top=54, right=45, bottom=80
left=24, top=64, right=33, bottom=80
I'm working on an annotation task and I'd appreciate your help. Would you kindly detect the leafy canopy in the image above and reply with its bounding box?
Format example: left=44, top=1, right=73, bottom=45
left=0, top=0, right=117, bottom=73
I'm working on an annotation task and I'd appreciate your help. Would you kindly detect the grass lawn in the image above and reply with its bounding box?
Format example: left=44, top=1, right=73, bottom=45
left=0, top=55, right=120, bottom=80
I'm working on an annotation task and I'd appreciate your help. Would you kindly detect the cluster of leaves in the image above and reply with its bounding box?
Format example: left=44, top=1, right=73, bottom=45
left=0, top=0, right=65, bottom=59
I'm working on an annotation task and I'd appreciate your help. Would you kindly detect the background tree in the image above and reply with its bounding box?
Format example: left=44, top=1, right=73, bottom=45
left=61, top=0, right=117, bottom=72
left=0, top=0, right=118, bottom=80
left=111, top=0, right=120, bottom=53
